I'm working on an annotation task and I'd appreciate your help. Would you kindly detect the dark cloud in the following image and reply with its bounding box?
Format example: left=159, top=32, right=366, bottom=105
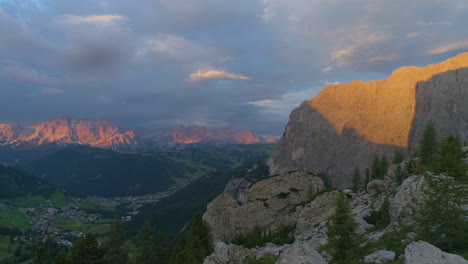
left=0, top=0, right=467, bottom=135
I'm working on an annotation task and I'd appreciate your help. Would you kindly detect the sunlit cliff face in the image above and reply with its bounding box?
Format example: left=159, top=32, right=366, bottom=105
left=309, top=52, right=468, bottom=147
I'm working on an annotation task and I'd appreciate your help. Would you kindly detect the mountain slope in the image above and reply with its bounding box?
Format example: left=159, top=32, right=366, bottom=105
left=141, top=125, right=265, bottom=148
left=0, top=164, right=56, bottom=199
left=0, top=116, right=137, bottom=149
left=268, top=53, right=468, bottom=187
left=19, top=145, right=275, bottom=197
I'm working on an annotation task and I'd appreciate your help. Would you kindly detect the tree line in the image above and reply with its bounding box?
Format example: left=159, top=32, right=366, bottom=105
left=32, top=213, right=213, bottom=264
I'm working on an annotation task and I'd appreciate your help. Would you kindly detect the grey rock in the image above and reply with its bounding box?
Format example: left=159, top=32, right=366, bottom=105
left=204, top=171, right=324, bottom=242
left=367, top=180, right=387, bottom=197
left=389, top=175, right=425, bottom=227
left=404, top=241, right=468, bottom=264
left=203, top=242, right=255, bottom=264
left=364, top=250, right=396, bottom=263
left=276, top=241, right=327, bottom=264
left=295, top=191, right=339, bottom=238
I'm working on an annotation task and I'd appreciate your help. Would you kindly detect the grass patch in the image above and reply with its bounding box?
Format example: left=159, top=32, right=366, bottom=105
left=3, top=195, right=47, bottom=208
left=0, top=209, right=30, bottom=229
left=232, top=225, right=294, bottom=248
left=50, top=191, right=73, bottom=208
left=53, top=218, right=90, bottom=232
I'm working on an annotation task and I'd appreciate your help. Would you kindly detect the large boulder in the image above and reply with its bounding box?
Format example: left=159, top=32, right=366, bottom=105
left=295, top=190, right=339, bottom=240
left=203, top=242, right=255, bottom=264
left=364, top=250, right=396, bottom=263
left=389, top=175, right=425, bottom=227
left=404, top=241, right=468, bottom=264
left=276, top=241, right=327, bottom=264
left=203, top=171, right=324, bottom=242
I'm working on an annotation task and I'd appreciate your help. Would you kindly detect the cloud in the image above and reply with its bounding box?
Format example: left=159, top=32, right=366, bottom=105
left=424, top=40, right=468, bottom=55
left=136, top=35, right=219, bottom=65
left=406, top=32, right=422, bottom=39
left=59, top=14, right=127, bottom=25
left=367, top=55, right=399, bottom=63
left=40, top=88, right=64, bottom=96
left=325, top=81, right=340, bottom=85
left=322, top=67, right=332, bottom=73
left=248, top=99, right=273, bottom=106
left=1, top=65, right=57, bottom=85
left=188, top=70, right=251, bottom=82
left=331, top=33, right=394, bottom=67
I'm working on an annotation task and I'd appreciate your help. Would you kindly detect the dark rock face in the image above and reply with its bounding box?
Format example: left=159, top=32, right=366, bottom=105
left=268, top=53, right=468, bottom=188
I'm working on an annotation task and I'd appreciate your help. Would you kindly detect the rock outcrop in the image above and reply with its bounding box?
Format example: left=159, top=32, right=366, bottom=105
left=404, top=241, right=468, bottom=264
left=364, top=250, right=396, bottom=263
left=268, top=53, right=468, bottom=187
left=203, top=171, right=324, bottom=242
left=0, top=116, right=138, bottom=149
left=276, top=241, right=327, bottom=264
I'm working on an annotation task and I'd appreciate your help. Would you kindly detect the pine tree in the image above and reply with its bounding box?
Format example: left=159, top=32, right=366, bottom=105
left=70, top=233, right=104, bottom=264
left=380, top=154, right=388, bottom=178
left=371, top=156, right=381, bottom=179
left=176, top=212, right=213, bottom=264
left=104, top=217, right=129, bottom=264
left=154, top=232, right=170, bottom=263
left=364, top=168, right=370, bottom=187
left=419, top=121, right=438, bottom=165
left=376, top=198, right=390, bottom=229
left=392, top=149, right=404, bottom=164
left=33, top=247, right=49, bottom=264
left=53, top=250, right=71, bottom=264
left=395, top=164, right=403, bottom=184
left=416, top=175, right=468, bottom=252
left=352, top=168, right=361, bottom=193
left=136, top=220, right=157, bottom=264
left=432, top=136, right=467, bottom=180
left=326, top=193, right=362, bottom=264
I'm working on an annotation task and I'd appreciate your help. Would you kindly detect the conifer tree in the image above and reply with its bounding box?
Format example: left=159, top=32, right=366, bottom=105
left=416, top=175, right=468, bottom=252
left=53, top=250, right=71, bottom=264
left=136, top=220, right=157, bottom=264
left=352, top=168, right=361, bottom=193
left=371, top=156, right=381, bottom=179
left=176, top=212, right=213, bottom=264
left=104, top=217, right=129, bottom=264
left=376, top=198, right=391, bottom=229
left=419, top=121, right=438, bottom=165
left=432, top=136, right=467, bottom=180
left=364, top=168, right=370, bottom=187
left=70, top=233, right=104, bottom=264
left=392, top=149, right=404, bottom=164
left=33, top=247, right=49, bottom=264
left=326, top=194, right=362, bottom=264
left=380, top=154, right=388, bottom=178
left=395, top=164, right=403, bottom=184
left=154, top=232, right=170, bottom=263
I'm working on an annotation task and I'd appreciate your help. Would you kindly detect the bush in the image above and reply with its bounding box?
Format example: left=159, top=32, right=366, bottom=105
left=363, top=198, right=390, bottom=229
left=232, top=225, right=295, bottom=248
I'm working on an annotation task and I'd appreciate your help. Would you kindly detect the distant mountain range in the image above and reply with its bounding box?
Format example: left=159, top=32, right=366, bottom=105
left=0, top=117, right=278, bottom=151
left=0, top=116, right=137, bottom=149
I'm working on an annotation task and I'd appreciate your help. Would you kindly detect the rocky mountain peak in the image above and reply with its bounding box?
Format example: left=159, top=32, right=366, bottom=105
left=268, top=53, right=468, bottom=187
left=0, top=117, right=138, bottom=149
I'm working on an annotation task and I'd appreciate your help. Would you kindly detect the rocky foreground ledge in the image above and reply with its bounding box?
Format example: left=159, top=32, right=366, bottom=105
left=202, top=163, right=468, bottom=264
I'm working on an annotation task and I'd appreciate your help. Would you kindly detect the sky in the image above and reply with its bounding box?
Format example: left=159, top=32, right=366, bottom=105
left=0, top=0, right=467, bottom=135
